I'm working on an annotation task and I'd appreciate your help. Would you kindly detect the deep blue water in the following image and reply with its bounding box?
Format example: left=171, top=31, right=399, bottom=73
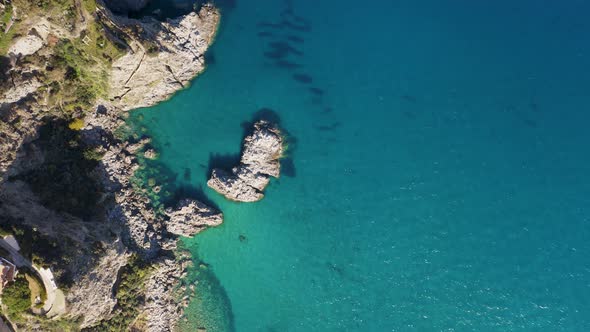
left=130, top=0, right=590, bottom=330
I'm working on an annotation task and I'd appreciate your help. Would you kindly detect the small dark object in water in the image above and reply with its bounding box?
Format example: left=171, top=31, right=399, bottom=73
left=268, top=41, right=303, bottom=56
left=199, top=163, right=206, bottom=169
left=287, top=35, right=304, bottom=43
left=264, top=50, right=288, bottom=60
left=281, top=8, right=294, bottom=16
left=309, top=87, right=324, bottom=95
left=523, top=118, right=537, bottom=128
left=281, top=19, right=312, bottom=32
left=204, top=50, right=216, bottom=65
left=258, top=31, right=274, bottom=38
left=326, top=262, right=344, bottom=277
left=293, top=73, right=313, bottom=84
left=239, top=234, right=247, bottom=242
left=257, top=21, right=285, bottom=29
left=183, top=168, right=191, bottom=181
left=311, top=97, right=322, bottom=105
left=322, top=107, right=333, bottom=114
left=281, top=157, right=296, bottom=177
left=402, top=110, right=416, bottom=119
left=275, top=60, right=303, bottom=69
left=401, top=94, right=417, bottom=103
left=315, top=122, right=341, bottom=131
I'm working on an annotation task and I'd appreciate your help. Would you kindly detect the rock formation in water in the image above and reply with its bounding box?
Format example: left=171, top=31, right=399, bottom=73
left=165, top=199, right=223, bottom=237
left=208, top=120, right=284, bottom=202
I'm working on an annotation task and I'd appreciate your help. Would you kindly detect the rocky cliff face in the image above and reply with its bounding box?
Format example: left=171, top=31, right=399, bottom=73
left=108, top=4, right=219, bottom=110
left=208, top=120, right=284, bottom=202
left=0, top=1, right=221, bottom=331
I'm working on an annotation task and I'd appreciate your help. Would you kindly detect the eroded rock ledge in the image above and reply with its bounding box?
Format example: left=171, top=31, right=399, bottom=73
left=108, top=4, right=220, bottom=110
left=208, top=120, right=284, bottom=202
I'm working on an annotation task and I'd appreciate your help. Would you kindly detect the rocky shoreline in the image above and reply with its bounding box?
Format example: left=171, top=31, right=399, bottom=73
left=0, top=1, right=222, bottom=331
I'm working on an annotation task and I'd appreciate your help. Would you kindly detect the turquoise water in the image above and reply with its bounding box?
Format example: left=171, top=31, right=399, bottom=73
left=131, top=0, right=590, bottom=330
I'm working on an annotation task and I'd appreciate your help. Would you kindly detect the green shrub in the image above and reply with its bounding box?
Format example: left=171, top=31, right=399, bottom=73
left=82, top=255, right=153, bottom=331
left=2, top=275, right=32, bottom=316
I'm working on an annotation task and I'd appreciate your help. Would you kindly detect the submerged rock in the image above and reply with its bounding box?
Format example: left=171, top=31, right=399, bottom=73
left=165, top=199, right=223, bottom=237
left=208, top=120, right=283, bottom=202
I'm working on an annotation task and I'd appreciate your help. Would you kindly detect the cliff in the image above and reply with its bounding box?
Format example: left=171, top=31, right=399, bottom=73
left=0, top=0, right=221, bottom=331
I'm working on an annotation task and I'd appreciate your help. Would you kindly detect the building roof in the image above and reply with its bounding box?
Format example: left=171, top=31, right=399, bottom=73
left=0, top=257, right=16, bottom=289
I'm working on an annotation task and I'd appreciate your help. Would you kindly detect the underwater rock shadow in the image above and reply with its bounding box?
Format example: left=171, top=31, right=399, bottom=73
left=273, top=59, right=303, bottom=70
left=204, top=49, right=216, bottom=66
left=186, top=254, right=237, bottom=332
left=314, top=122, right=341, bottom=132
left=286, top=35, right=304, bottom=43
left=268, top=41, right=304, bottom=56
left=257, top=31, right=274, bottom=38
left=263, top=41, right=304, bottom=61
left=207, top=152, right=241, bottom=176
left=292, top=73, right=313, bottom=84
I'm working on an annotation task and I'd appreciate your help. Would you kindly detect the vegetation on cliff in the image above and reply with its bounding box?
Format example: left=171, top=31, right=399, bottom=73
left=82, top=255, right=154, bottom=332
left=1, top=275, right=31, bottom=317
left=2, top=0, right=125, bottom=115
left=12, top=118, right=105, bottom=219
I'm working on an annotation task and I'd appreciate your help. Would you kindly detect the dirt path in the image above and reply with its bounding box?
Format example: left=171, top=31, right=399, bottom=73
left=4, top=4, right=16, bottom=34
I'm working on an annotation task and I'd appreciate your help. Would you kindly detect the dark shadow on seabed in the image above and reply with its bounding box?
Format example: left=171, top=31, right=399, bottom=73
left=177, top=246, right=236, bottom=332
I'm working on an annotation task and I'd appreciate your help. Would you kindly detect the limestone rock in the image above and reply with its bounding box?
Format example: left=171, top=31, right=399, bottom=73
left=8, top=19, right=50, bottom=57
left=165, top=199, right=223, bottom=237
left=109, top=4, right=220, bottom=110
left=144, top=148, right=158, bottom=159
left=207, top=120, right=283, bottom=202
left=208, top=168, right=264, bottom=202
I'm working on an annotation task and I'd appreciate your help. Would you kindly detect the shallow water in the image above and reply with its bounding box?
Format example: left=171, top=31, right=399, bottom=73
left=131, top=0, right=590, bottom=330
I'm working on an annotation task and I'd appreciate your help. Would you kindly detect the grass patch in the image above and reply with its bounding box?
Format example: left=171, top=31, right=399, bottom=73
left=0, top=4, right=16, bottom=55
left=10, top=0, right=126, bottom=115
left=24, top=271, right=47, bottom=308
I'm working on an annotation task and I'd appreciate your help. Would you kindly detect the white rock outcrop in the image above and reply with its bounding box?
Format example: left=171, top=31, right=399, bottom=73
left=165, top=199, right=223, bottom=237
left=8, top=19, right=50, bottom=57
left=109, top=4, right=219, bottom=110
left=208, top=120, right=284, bottom=202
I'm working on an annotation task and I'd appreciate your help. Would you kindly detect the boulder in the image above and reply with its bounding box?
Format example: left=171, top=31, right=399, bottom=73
left=165, top=199, right=223, bottom=237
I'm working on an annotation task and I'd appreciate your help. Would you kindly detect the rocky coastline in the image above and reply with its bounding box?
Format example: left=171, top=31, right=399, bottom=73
left=0, top=1, right=222, bottom=330
left=208, top=120, right=284, bottom=202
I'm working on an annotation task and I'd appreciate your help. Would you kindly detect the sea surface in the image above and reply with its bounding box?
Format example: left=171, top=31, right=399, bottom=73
left=129, top=0, right=590, bottom=331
